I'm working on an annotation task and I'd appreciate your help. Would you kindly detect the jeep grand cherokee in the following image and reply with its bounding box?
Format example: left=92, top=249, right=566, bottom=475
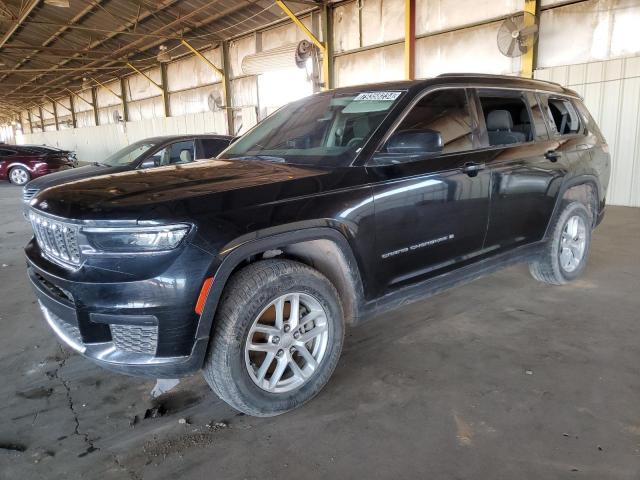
left=25, top=74, right=610, bottom=416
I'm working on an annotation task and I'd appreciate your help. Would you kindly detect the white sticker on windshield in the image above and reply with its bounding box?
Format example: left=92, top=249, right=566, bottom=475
left=354, top=91, right=402, bottom=101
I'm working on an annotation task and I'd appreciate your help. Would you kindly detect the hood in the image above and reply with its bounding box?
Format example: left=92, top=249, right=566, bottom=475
left=27, top=164, right=127, bottom=192
left=30, top=160, right=327, bottom=219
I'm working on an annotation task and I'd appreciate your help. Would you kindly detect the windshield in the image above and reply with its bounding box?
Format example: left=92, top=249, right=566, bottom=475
left=101, top=141, right=157, bottom=166
left=221, top=89, right=405, bottom=166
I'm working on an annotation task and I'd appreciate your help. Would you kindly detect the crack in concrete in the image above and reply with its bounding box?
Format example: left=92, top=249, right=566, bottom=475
left=50, top=346, right=99, bottom=458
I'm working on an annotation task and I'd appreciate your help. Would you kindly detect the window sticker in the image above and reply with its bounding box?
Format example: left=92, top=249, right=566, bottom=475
left=354, top=91, right=402, bottom=102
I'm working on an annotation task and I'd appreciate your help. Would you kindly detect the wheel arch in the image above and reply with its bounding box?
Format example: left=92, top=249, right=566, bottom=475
left=545, top=175, right=602, bottom=238
left=194, top=227, right=366, bottom=344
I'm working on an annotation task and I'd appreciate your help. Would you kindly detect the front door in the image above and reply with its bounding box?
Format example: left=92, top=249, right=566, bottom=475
left=369, top=88, right=491, bottom=294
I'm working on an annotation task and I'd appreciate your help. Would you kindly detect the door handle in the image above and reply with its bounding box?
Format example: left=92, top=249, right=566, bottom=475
left=461, top=162, right=486, bottom=177
left=545, top=150, right=561, bottom=162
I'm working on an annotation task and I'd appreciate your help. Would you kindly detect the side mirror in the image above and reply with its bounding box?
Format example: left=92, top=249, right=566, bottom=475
left=139, top=158, right=157, bottom=169
left=386, top=129, right=443, bottom=155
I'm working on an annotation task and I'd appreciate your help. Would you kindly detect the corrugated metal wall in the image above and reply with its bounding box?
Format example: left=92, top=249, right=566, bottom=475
left=535, top=55, right=640, bottom=207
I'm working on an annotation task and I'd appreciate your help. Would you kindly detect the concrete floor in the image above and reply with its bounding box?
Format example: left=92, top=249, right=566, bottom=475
left=1, top=181, right=639, bottom=479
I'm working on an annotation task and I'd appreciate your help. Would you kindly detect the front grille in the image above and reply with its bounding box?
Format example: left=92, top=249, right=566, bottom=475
left=29, top=210, right=81, bottom=266
left=110, top=324, right=158, bottom=355
left=23, top=187, right=39, bottom=202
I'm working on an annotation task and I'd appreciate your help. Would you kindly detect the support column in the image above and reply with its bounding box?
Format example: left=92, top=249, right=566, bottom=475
left=221, top=41, right=235, bottom=136
left=69, top=94, right=77, bottom=128
left=120, top=78, right=129, bottom=122
left=52, top=100, right=59, bottom=131
left=160, top=63, right=171, bottom=118
left=91, top=87, right=99, bottom=126
left=404, top=0, right=416, bottom=80
left=38, top=107, right=44, bottom=131
left=521, top=0, right=540, bottom=79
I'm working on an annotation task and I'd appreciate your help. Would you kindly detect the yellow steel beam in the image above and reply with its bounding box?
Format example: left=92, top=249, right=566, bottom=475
left=126, top=62, right=164, bottom=92
left=89, top=76, right=122, bottom=100
left=275, top=0, right=330, bottom=90
left=404, top=0, right=416, bottom=80
left=521, top=0, right=539, bottom=78
left=46, top=95, right=72, bottom=114
left=65, top=87, right=94, bottom=108
left=180, top=39, right=224, bottom=76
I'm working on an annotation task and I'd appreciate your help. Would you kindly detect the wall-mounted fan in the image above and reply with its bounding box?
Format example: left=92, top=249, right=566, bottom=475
left=497, top=12, right=539, bottom=58
left=111, top=110, right=123, bottom=123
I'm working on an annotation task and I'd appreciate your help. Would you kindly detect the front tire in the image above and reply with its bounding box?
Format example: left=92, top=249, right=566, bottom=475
left=9, top=166, right=30, bottom=186
left=529, top=201, right=592, bottom=285
left=203, top=259, right=344, bottom=417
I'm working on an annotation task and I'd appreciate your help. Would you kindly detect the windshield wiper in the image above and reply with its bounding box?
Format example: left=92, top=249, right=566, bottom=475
left=231, top=155, right=285, bottom=163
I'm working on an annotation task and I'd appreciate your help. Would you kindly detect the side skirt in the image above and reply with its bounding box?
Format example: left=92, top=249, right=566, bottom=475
left=359, top=241, right=544, bottom=322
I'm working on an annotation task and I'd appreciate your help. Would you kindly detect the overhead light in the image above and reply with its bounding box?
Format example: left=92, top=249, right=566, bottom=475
left=81, top=77, right=92, bottom=90
left=44, top=0, right=70, bottom=7
left=157, top=45, right=171, bottom=63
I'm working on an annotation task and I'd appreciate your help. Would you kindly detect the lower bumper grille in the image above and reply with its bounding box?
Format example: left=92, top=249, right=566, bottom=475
left=39, top=302, right=84, bottom=353
left=110, top=324, right=158, bottom=355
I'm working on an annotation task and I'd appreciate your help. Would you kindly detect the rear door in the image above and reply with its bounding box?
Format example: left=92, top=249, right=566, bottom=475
left=474, top=89, right=563, bottom=252
left=369, top=87, right=491, bottom=293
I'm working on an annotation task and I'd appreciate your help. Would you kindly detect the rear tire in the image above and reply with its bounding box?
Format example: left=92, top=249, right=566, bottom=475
left=9, top=166, right=30, bottom=186
left=529, top=201, right=592, bottom=285
left=203, top=259, right=344, bottom=417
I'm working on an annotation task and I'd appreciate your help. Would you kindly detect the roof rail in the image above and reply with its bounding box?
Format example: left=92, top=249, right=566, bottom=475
left=436, top=72, right=564, bottom=88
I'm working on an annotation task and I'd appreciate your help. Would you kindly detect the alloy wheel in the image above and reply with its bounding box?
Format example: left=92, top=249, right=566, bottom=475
left=559, top=214, right=587, bottom=273
left=10, top=168, right=28, bottom=185
left=244, top=292, right=329, bottom=394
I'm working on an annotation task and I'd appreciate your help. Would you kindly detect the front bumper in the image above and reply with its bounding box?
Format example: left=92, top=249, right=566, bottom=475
left=26, top=239, right=214, bottom=378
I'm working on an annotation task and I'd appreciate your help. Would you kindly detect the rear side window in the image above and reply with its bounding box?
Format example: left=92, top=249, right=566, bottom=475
left=477, top=91, right=534, bottom=146
left=197, top=139, right=229, bottom=159
left=541, top=96, right=581, bottom=136
left=0, top=149, right=16, bottom=157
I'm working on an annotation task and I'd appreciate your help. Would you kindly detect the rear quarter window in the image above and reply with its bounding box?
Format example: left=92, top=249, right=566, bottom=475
left=541, top=96, right=582, bottom=136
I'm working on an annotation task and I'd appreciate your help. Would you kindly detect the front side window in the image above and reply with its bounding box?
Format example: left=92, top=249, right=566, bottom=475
left=221, top=89, right=405, bottom=167
left=478, top=92, right=534, bottom=146
left=375, top=88, right=475, bottom=163
left=168, top=141, right=195, bottom=164
left=541, top=95, right=581, bottom=136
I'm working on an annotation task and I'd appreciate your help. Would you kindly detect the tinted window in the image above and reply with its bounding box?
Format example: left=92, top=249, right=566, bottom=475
left=221, top=89, right=404, bottom=167
left=383, top=88, right=474, bottom=156
left=0, top=149, right=16, bottom=157
left=541, top=96, right=581, bottom=136
left=197, top=139, right=229, bottom=159
left=168, top=141, right=195, bottom=164
left=478, top=92, right=533, bottom=146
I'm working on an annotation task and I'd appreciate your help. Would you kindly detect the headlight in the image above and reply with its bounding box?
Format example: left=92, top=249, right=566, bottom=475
left=82, top=224, right=190, bottom=253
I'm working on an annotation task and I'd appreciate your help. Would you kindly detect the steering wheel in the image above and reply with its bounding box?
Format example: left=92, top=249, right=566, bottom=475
left=346, top=137, right=364, bottom=149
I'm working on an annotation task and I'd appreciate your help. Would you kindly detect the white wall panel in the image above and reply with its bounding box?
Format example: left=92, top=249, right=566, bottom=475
left=169, top=84, right=225, bottom=116
left=262, top=16, right=314, bottom=50
left=361, top=0, right=405, bottom=46
left=126, top=67, right=162, bottom=101
left=333, top=1, right=360, bottom=53
left=167, top=48, right=222, bottom=92
left=229, top=36, right=257, bottom=78
left=21, top=110, right=228, bottom=163
left=128, top=96, right=165, bottom=122
left=416, top=0, right=520, bottom=35
left=335, top=43, right=404, bottom=87
left=73, top=90, right=94, bottom=113
left=96, top=80, right=122, bottom=108
left=415, top=21, right=521, bottom=78
left=538, top=0, right=640, bottom=69
left=536, top=56, right=640, bottom=207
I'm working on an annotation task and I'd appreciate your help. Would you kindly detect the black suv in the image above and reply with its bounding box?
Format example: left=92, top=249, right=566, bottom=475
left=25, top=74, right=610, bottom=416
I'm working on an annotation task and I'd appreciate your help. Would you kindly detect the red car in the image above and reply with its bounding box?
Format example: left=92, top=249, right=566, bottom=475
left=0, top=144, right=76, bottom=186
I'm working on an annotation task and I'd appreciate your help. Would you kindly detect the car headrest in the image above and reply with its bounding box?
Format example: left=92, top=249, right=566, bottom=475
left=487, top=110, right=514, bottom=131
left=179, top=149, right=193, bottom=163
